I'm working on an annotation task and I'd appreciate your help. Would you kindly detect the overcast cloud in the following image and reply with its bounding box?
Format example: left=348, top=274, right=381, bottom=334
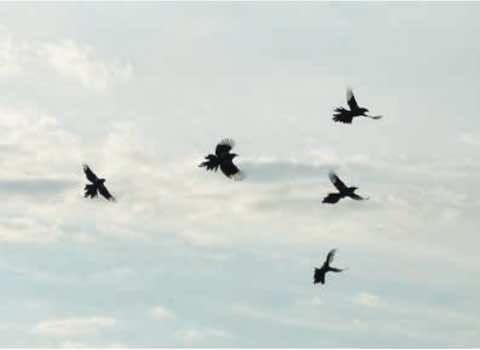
left=0, top=2, right=479, bottom=347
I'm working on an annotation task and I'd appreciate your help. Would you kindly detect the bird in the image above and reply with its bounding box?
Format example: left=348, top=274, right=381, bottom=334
left=82, top=164, right=115, bottom=201
left=314, top=249, right=346, bottom=285
left=322, top=171, right=368, bottom=204
left=333, top=88, right=383, bottom=124
left=199, top=138, right=245, bottom=180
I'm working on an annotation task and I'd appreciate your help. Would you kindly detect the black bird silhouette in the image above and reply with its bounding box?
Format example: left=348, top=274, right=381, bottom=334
left=82, top=164, right=115, bottom=201
left=314, top=249, right=345, bottom=285
left=333, top=88, right=382, bottom=124
left=322, top=171, right=368, bottom=204
left=199, top=138, right=244, bottom=180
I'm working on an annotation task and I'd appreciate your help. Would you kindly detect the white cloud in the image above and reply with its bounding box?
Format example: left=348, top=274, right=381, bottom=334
left=40, top=40, right=132, bottom=91
left=460, top=132, right=480, bottom=146
left=176, top=327, right=232, bottom=345
left=0, top=105, right=81, bottom=178
left=0, top=30, right=22, bottom=76
left=232, top=303, right=348, bottom=333
left=353, top=292, right=383, bottom=308
left=0, top=28, right=132, bottom=90
left=59, top=340, right=126, bottom=348
left=177, top=230, right=229, bottom=248
left=0, top=216, right=63, bottom=244
left=150, top=305, right=175, bottom=321
left=31, top=316, right=116, bottom=338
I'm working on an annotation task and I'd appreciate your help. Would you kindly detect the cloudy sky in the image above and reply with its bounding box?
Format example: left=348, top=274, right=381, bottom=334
left=0, top=2, right=479, bottom=347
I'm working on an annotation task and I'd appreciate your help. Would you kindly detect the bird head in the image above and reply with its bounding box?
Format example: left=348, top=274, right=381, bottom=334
left=360, top=107, right=369, bottom=114
left=351, top=186, right=358, bottom=191
left=230, top=153, right=238, bottom=159
left=99, top=178, right=106, bottom=184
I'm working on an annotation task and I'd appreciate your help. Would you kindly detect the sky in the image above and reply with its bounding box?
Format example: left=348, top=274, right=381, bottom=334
left=0, top=2, right=479, bottom=347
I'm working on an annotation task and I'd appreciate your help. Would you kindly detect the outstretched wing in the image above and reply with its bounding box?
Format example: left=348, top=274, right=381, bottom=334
left=215, top=138, right=235, bottom=156
left=98, top=183, right=115, bottom=201
left=329, top=171, right=348, bottom=192
left=346, top=88, right=359, bottom=111
left=322, top=193, right=342, bottom=204
left=83, top=164, right=98, bottom=183
left=329, top=267, right=344, bottom=273
left=220, top=159, right=244, bottom=180
left=350, top=193, right=368, bottom=201
left=314, top=268, right=326, bottom=285
left=326, top=249, right=337, bottom=265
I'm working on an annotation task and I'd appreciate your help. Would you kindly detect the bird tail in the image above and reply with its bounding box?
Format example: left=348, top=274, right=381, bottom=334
left=199, top=154, right=220, bottom=171
left=84, top=184, right=98, bottom=198
left=334, top=107, right=348, bottom=114
left=332, top=108, right=352, bottom=123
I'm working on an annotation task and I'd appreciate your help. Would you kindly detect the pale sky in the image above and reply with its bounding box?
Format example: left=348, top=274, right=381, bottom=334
left=0, top=2, right=479, bottom=347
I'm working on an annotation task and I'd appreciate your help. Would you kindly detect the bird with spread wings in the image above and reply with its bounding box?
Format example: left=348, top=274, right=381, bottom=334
left=323, top=171, right=368, bottom=204
left=199, top=138, right=245, bottom=180
left=82, top=164, right=115, bottom=201
left=333, top=88, right=383, bottom=124
left=314, top=249, right=346, bottom=285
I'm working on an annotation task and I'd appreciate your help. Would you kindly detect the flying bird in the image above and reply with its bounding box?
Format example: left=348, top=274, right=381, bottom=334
left=82, top=164, right=115, bottom=201
left=333, top=88, right=383, bottom=124
left=199, top=138, right=244, bottom=180
left=314, top=249, right=345, bottom=285
left=322, top=171, right=368, bottom=204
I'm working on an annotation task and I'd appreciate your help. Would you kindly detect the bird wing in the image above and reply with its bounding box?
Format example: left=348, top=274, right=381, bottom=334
left=220, top=159, right=244, bottom=180
left=326, top=249, right=337, bottom=265
left=329, top=267, right=344, bottom=273
left=314, top=268, right=326, bottom=285
left=98, top=183, right=115, bottom=201
left=83, top=164, right=98, bottom=183
left=350, top=193, right=368, bottom=201
left=329, top=171, right=348, bottom=192
left=215, top=138, right=235, bottom=156
left=322, top=193, right=342, bottom=204
left=346, top=88, right=359, bottom=111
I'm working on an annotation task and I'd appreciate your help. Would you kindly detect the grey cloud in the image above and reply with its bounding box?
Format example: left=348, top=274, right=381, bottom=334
left=240, top=159, right=332, bottom=183
left=0, top=178, right=76, bottom=196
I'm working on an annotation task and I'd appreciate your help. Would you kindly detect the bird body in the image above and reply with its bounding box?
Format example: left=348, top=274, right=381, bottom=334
left=82, top=164, right=115, bottom=201
left=323, top=171, right=368, bottom=204
left=333, top=88, right=382, bottom=124
left=314, top=249, right=345, bottom=285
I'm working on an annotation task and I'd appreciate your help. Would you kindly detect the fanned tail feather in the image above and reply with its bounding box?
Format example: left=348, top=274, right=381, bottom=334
left=332, top=107, right=353, bottom=123
left=84, top=184, right=98, bottom=198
